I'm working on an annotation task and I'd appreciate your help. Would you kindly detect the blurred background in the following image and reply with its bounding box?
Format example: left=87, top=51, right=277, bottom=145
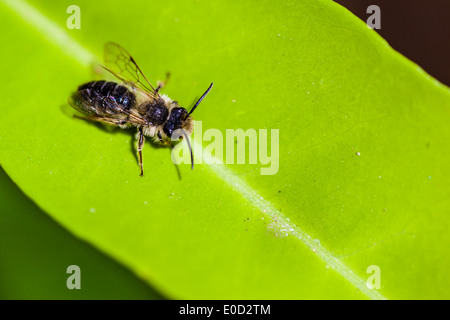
left=335, top=0, right=450, bottom=86
left=1, top=0, right=448, bottom=299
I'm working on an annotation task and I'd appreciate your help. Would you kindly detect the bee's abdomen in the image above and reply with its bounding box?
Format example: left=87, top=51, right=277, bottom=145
left=77, top=81, right=135, bottom=114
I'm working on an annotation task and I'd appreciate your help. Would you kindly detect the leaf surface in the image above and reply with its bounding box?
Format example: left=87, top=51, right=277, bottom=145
left=1, top=0, right=449, bottom=299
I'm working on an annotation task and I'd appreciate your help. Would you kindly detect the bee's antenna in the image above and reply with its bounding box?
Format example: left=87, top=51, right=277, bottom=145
left=181, top=129, right=194, bottom=170
left=189, top=83, right=214, bottom=115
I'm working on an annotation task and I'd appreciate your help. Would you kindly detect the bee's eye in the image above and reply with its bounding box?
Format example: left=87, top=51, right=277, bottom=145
left=163, top=107, right=189, bottom=137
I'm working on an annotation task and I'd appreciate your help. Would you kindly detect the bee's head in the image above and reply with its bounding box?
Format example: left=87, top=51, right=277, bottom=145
left=162, top=82, right=213, bottom=139
left=162, top=83, right=213, bottom=170
left=163, top=107, right=193, bottom=138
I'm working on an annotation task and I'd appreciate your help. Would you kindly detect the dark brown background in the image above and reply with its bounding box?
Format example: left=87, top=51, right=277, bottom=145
left=334, top=0, right=450, bottom=86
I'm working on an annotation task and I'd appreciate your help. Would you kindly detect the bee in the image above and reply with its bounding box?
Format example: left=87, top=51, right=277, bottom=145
left=69, top=42, right=213, bottom=176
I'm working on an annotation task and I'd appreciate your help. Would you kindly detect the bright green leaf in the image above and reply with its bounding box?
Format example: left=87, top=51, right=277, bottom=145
left=1, top=0, right=449, bottom=299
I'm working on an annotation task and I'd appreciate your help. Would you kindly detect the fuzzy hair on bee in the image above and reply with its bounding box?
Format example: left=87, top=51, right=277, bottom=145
left=69, top=42, right=213, bottom=176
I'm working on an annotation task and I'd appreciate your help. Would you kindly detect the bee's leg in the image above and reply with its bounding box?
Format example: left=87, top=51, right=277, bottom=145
left=158, top=132, right=173, bottom=147
left=136, top=127, right=145, bottom=177
left=157, top=132, right=165, bottom=144
left=155, top=72, right=171, bottom=93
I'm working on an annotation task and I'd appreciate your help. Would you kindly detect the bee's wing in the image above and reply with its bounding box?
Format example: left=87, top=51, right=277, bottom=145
left=103, top=42, right=158, bottom=97
left=68, top=94, right=148, bottom=127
